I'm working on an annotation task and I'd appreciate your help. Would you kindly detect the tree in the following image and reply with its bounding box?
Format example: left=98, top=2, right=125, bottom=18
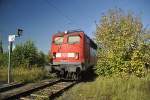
left=0, top=34, right=3, bottom=53
left=12, top=40, right=39, bottom=67
left=0, top=34, right=6, bottom=67
left=95, top=8, right=150, bottom=77
left=0, top=53, right=7, bottom=67
left=37, top=51, right=47, bottom=67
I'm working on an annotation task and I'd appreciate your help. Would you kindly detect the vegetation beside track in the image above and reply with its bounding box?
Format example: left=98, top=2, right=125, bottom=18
left=0, top=66, right=51, bottom=83
left=95, top=8, right=150, bottom=77
left=0, top=40, right=52, bottom=84
left=58, top=74, right=150, bottom=100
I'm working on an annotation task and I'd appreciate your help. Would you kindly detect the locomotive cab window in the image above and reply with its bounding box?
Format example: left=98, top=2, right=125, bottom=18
left=68, top=35, right=80, bottom=44
left=54, top=36, right=64, bottom=45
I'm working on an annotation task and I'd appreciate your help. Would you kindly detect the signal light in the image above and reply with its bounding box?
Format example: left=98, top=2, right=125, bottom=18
left=16, top=29, right=23, bottom=37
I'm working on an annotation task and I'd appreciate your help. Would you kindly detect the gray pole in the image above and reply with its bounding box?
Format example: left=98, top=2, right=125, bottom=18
left=8, top=42, right=12, bottom=84
left=7, top=29, right=23, bottom=84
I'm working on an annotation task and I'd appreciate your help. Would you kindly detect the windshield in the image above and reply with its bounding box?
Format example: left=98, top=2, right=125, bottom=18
left=54, top=36, right=64, bottom=44
left=68, top=35, right=80, bottom=44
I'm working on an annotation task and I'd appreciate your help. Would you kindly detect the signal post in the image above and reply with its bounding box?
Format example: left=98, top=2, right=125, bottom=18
left=8, top=29, right=23, bottom=84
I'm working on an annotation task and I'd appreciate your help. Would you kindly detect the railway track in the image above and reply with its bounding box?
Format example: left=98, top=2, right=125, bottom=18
left=0, top=79, right=76, bottom=100
left=0, top=82, right=25, bottom=93
left=20, top=80, right=76, bottom=100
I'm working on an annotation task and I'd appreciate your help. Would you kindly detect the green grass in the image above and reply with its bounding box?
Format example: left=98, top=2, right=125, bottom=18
left=58, top=75, right=150, bottom=100
left=0, top=66, right=51, bottom=83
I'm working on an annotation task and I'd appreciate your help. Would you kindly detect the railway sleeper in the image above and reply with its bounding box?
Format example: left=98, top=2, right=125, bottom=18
left=31, top=93, right=49, bottom=98
left=20, top=81, right=76, bottom=100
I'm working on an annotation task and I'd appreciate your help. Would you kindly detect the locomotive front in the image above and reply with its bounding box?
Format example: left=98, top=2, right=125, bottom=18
left=50, top=31, right=84, bottom=80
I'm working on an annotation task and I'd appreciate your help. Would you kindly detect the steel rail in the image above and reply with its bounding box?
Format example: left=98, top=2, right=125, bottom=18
left=0, top=82, right=25, bottom=93
left=20, top=80, right=77, bottom=100
left=0, top=79, right=60, bottom=100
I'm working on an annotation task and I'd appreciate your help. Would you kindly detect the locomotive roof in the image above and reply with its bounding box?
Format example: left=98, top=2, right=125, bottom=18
left=53, top=30, right=84, bottom=36
left=53, top=30, right=97, bottom=49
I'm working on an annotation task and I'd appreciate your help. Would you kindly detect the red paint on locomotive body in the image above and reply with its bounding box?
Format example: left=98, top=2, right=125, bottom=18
left=50, top=30, right=97, bottom=73
left=51, top=32, right=84, bottom=63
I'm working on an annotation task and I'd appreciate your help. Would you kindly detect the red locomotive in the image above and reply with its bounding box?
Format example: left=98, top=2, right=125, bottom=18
left=50, top=30, right=97, bottom=80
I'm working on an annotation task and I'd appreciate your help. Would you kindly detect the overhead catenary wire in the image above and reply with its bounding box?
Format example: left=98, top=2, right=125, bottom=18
left=44, top=0, right=97, bottom=35
left=44, top=0, right=80, bottom=30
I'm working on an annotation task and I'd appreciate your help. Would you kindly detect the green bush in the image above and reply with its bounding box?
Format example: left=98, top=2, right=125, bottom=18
left=95, top=8, right=150, bottom=77
left=12, top=40, right=47, bottom=67
left=37, top=51, right=48, bottom=67
left=0, top=53, right=8, bottom=67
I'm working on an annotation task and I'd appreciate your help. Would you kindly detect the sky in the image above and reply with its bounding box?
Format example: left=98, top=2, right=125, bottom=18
left=0, top=0, right=150, bottom=54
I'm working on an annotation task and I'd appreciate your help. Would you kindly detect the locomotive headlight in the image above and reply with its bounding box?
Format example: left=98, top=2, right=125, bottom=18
left=67, top=53, right=79, bottom=59
left=75, top=53, right=79, bottom=59
left=68, top=53, right=74, bottom=57
left=56, top=53, right=61, bottom=57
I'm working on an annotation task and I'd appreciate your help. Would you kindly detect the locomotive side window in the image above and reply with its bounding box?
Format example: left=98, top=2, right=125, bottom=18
left=68, top=35, right=80, bottom=44
left=54, top=36, right=64, bottom=44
